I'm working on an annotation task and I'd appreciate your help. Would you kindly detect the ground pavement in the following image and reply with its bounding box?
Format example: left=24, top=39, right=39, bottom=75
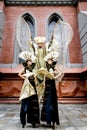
left=0, top=103, right=87, bottom=130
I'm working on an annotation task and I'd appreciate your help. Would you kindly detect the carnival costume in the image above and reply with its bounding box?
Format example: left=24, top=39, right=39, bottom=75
left=17, top=17, right=73, bottom=129
left=19, top=54, right=40, bottom=128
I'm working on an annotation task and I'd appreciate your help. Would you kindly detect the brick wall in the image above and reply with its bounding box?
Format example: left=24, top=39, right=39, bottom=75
left=0, top=5, right=82, bottom=64
left=78, top=2, right=87, bottom=11
left=0, top=1, right=4, bottom=63
left=0, top=1, right=3, bottom=10
left=0, top=2, right=87, bottom=103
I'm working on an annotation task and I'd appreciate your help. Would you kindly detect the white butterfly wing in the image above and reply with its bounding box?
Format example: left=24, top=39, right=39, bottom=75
left=53, top=20, right=73, bottom=68
left=16, top=16, right=32, bottom=51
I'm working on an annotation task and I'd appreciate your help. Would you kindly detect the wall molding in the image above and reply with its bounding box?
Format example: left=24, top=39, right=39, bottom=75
left=4, top=0, right=78, bottom=6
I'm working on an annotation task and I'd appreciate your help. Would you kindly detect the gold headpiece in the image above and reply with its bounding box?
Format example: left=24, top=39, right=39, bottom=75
left=18, top=51, right=36, bottom=63
left=34, top=36, right=46, bottom=44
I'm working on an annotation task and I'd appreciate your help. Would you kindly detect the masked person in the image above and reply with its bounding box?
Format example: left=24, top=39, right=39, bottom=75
left=41, top=51, right=62, bottom=129
left=18, top=54, right=40, bottom=128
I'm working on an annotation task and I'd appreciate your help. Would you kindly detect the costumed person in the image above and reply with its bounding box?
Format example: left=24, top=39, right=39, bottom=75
left=33, top=36, right=60, bottom=129
left=41, top=51, right=62, bottom=129
left=34, top=36, right=47, bottom=70
left=16, top=17, right=73, bottom=129
left=33, top=36, right=47, bottom=89
left=18, top=52, right=40, bottom=128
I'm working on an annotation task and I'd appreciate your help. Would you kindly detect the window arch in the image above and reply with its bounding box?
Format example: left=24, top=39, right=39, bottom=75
left=47, top=13, right=70, bottom=64
left=47, top=13, right=62, bottom=40
left=22, top=13, right=35, bottom=39
left=14, top=13, right=35, bottom=64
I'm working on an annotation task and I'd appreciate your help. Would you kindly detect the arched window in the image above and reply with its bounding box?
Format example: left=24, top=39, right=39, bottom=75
left=47, top=13, right=62, bottom=40
left=47, top=13, right=70, bottom=64
left=14, top=13, right=35, bottom=64
left=22, top=13, right=35, bottom=39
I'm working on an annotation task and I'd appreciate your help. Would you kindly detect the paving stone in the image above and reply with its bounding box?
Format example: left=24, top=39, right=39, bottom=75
left=65, top=127, right=77, bottom=130
left=81, top=117, right=87, bottom=121
left=70, top=118, right=87, bottom=126
left=77, top=126, right=87, bottom=130
left=0, top=104, right=87, bottom=130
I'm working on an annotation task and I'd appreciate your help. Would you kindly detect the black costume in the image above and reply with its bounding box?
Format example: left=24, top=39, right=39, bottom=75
left=20, top=63, right=40, bottom=128
left=41, top=62, right=60, bottom=128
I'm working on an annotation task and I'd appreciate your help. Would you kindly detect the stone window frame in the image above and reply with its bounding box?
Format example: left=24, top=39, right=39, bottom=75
left=46, top=12, right=70, bottom=64
left=14, top=12, right=36, bottom=64
left=47, top=12, right=62, bottom=41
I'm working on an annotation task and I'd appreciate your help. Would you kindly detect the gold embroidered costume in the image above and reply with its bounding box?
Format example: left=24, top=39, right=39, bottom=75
left=17, top=17, right=73, bottom=128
